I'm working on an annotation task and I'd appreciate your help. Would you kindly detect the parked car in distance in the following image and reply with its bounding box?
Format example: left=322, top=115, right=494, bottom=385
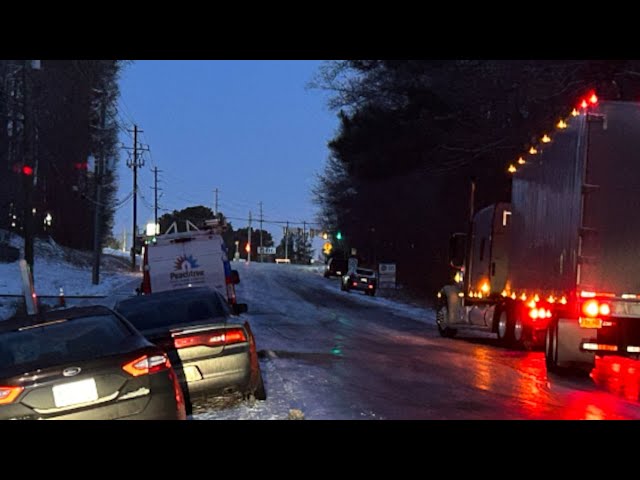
left=341, top=268, right=378, bottom=296
left=0, top=305, right=187, bottom=420
left=324, top=257, right=348, bottom=278
left=113, top=287, right=265, bottom=411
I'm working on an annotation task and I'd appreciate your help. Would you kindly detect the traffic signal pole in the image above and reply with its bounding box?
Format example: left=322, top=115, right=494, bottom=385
left=22, top=61, right=34, bottom=277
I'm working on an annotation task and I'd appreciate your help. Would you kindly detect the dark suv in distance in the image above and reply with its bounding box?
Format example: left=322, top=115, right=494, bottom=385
left=324, top=257, right=348, bottom=278
left=0, top=306, right=187, bottom=420
left=341, top=268, right=378, bottom=296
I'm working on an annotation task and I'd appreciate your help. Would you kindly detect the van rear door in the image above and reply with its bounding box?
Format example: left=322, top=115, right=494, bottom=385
left=148, top=235, right=226, bottom=294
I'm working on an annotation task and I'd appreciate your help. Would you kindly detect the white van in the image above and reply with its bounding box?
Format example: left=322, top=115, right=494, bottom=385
left=139, top=227, right=244, bottom=312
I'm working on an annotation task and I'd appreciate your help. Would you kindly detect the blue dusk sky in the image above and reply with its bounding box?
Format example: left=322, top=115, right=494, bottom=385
left=114, top=60, right=337, bottom=253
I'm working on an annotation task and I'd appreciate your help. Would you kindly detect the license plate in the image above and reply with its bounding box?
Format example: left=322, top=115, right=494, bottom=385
left=183, top=365, right=203, bottom=382
left=53, top=378, right=98, bottom=408
left=361, top=278, right=368, bottom=283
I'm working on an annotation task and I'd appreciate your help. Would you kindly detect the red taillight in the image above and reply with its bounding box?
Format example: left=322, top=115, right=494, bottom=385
left=0, top=386, right=24, bottom=405
left=589, top=93, right=598, bottom=104
left=122, top=354, right=171, bottom=377
left=528, top=307, right=552, bottom=320
left=352, top=282, right=358, bottom=287
left=582, top=299, right=600, bottom=317
left=172, top=328, right=247, bottom=349
left=581, top=299, right=611, bottom=318
left=168, top=368, right=187, bottom=420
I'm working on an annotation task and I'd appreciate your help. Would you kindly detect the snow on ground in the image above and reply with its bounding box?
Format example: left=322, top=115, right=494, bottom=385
left=0, top=232, right=139, bottom=320
left=193, top=262, right=435, bottom=420
left=1, top=240, right=436, bottom=419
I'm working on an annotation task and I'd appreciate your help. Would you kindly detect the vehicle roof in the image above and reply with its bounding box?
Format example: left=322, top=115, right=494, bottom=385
left=356, top=268, right=375, bottom=274
left=115, top=286, right=221, bottom=308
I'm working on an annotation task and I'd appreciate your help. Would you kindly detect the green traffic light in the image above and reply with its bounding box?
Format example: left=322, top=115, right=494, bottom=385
left=336, top=232, right=342, bottom=240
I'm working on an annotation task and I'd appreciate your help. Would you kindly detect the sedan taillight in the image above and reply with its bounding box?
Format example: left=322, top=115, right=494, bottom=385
left=172, top=328, right=247, bottom=349
left=0, top=386, right=24, bottom=405
left=122, top=354, right=171, bottom=377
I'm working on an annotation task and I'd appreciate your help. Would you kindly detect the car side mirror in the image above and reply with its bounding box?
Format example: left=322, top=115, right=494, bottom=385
left=449, top=232, right=467, bottom=270
left=230, top=270, right=240, bottom=285
left=233, top=303, right=248, bottom=315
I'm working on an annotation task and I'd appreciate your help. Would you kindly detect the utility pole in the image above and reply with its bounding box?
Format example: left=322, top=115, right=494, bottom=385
left=248, top=211, right=252, bottom=263
left=213, top=188, right=219, bottom=216
left=125, top=125, right=148, bottom=272
left=302, top=221, right=307, bottom=264
left=151, top=167, right=162, bottom=231
left=284, top=221, right=289, bottom=261
left=463, top=177, right=476, bottom=299
left=259, top=201, right=263, bottom=263
left=92, top=88, right=108, bottom=285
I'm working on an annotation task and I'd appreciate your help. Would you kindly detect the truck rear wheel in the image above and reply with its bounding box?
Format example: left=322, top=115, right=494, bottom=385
left=436, top=304, right=457, bottom=338
left=545, top=320, right=563, bottom=374
left=497, top=310, right=509, bottom=344
left=496, top=307, right=526, bottom=349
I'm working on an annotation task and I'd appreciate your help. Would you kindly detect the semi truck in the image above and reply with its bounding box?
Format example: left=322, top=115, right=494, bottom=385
left=437, top=97, right=640, bottom=373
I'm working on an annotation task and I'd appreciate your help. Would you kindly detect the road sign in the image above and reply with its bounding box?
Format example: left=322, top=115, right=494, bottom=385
left=257, top=246, right=276, bottom=255
left=378, top=263, right=397, bottom=288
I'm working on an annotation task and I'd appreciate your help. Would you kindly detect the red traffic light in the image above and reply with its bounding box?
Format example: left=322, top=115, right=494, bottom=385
left=22, top=166, right=34, bottom=176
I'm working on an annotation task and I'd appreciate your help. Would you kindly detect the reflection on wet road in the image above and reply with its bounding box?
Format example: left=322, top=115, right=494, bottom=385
left=235, top=264, right=640, bottom=419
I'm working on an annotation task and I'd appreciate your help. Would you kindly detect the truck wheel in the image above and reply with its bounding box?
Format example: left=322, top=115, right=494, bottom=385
left=496, top=310, right=509, bottom=344
left=497, top=309, right=517, bottom=346
left=436, top=304, right=457, bottom=338
left=511, top=312, right=530, bottom=350
left=545, top=320, right=563, bottom=374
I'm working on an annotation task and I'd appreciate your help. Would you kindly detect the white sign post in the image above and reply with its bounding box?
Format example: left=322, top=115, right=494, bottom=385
left=378, top=263, right=397, bottom=289
left=20, top=259, right=38, bottom=315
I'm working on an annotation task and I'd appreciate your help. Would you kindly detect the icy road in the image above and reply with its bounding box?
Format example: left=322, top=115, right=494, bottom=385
left=193, top=263, right=640, bottom=420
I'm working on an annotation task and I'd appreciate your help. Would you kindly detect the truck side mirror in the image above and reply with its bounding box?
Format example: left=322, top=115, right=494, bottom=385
left=449, top=233, right=467, bottom=269
left=230, top=270, right=240, bottom=285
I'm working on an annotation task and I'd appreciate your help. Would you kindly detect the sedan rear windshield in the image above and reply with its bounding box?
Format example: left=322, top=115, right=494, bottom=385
left=0, top=314, right=133, bottom=373
left=117, top=294, right=229, bottom=331
left=356, top=269, right=375, bottom=276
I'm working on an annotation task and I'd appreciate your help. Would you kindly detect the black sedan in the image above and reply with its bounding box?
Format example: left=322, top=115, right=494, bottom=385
left=341, top=268, right=378, bottom=296
left=0, top=305, right=187, bottom=420
left=114, top=287, right=266, bottom=411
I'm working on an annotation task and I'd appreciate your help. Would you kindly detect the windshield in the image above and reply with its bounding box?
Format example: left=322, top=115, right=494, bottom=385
left=0, top=314, right=133, bottom=373
left=117, top=292, right=230, bottom=331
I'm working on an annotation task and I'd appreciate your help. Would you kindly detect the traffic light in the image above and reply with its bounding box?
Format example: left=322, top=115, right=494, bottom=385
left=336, top=231, right=342, bottom=240
left=22, top=165, right=34, bottom=176
left=245, top=243, right=251, bottom=253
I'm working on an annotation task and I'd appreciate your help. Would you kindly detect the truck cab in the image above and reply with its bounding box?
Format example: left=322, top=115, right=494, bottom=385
left=437, top=202, right=546, bottom=348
